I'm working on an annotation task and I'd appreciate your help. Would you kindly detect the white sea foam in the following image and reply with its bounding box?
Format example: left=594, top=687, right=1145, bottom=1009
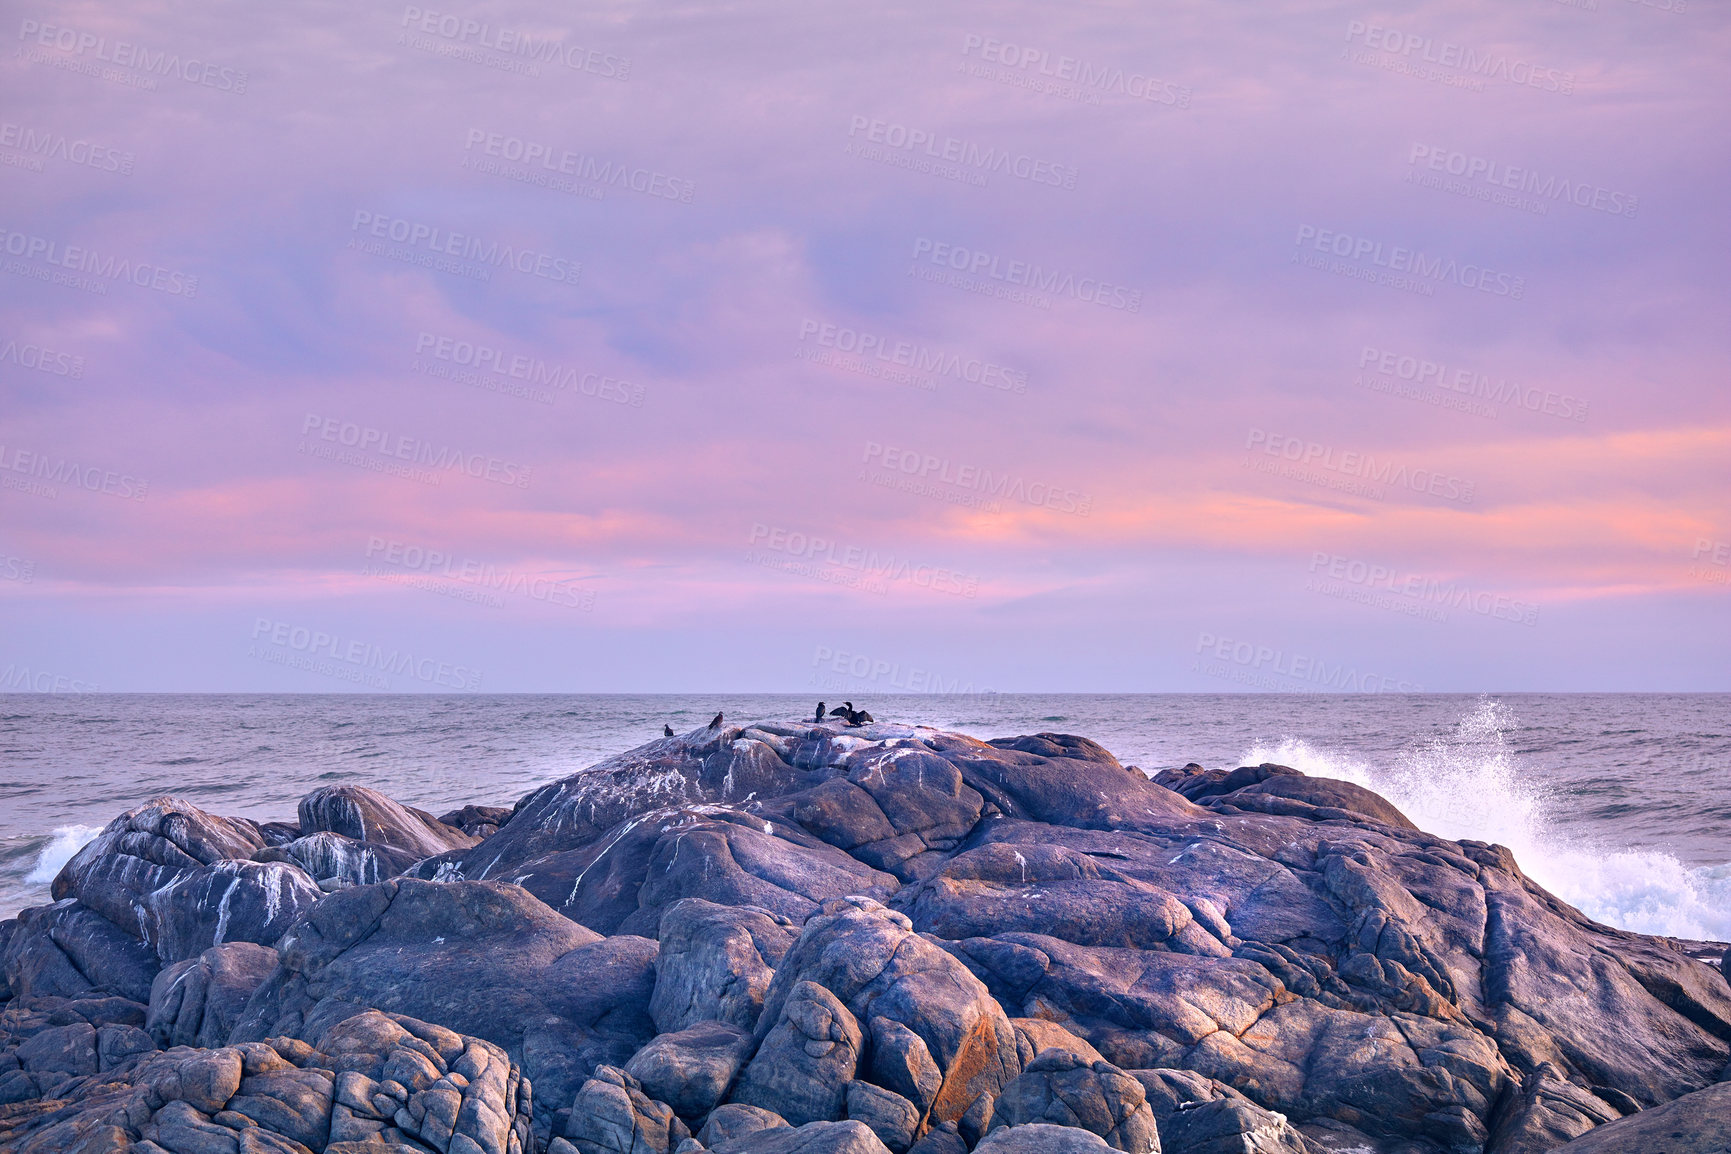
left=1242, top=699, right=1731, bottom=941
left=24, top=824, right=102, bottom=886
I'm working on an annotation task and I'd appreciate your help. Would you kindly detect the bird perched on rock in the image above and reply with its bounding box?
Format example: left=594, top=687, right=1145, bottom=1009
left=829, top=702, right=874, bottom=726
left=813, top=701, right=826, bottom=723
left=709, top=711, right=724, bottom=729
left=663, top=724, right=674, bottom=737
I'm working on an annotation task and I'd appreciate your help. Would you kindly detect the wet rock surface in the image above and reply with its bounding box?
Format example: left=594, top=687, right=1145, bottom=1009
left=4, top=718, right=1728, bottom=1154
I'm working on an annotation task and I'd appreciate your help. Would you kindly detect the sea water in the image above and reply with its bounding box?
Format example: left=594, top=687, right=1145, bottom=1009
left=2, top=693, right=1726, bottom=940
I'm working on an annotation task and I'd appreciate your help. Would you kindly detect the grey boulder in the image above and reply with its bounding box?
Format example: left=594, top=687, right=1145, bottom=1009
left=1550, top=1079, right=1731, bottom=1152
left=297, top=784, right=480, bottom=859
left=709, top=1119, right=892, bottom=1154
left=561, top=1063, right=690, bottom=1154
left=988, top=1050, right=1160, bottom=1153
left=147, top=941, right=280, bottom=1048
left=757, top=898, right=1021, bottom=1132
left=974, top=1123, right=1114, bottom=1151
left=730, top=980, right=863, bottom=1126
left=650, top=898, right=796, bottom=1034
left=625, top=1019, right=752, bottom=1123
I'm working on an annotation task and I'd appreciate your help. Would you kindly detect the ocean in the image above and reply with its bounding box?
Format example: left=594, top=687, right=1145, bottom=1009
left=2, top=693, right=1727, bottom=942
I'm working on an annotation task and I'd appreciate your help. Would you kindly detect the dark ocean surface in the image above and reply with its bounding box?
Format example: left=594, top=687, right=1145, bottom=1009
left=2, top=693, right=1726, bottom=939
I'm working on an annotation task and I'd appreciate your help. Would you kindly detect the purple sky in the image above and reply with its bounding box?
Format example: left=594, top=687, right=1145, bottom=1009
left=2, top=0, right=1727, bottom=693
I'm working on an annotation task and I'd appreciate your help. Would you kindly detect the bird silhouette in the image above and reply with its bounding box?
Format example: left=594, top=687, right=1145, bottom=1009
left=813, top=701, right=826, bottom=723
left=663, top=724, right=674, bottom=737
left=708, top=711, right=724, bottom=729
left=828, top=701, right=874, bottom=726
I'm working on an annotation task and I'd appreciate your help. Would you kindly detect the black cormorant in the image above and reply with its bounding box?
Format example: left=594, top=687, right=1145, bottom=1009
left=813, top=701, right=826, bottom=723
left=708, top=711, right=724, bottom=729
left=663, top=724, right=675, bottom=737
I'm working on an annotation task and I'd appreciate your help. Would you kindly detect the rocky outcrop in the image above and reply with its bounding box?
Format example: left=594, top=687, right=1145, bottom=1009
left=297, top=786, right=481, bottom=860
left=649, top=899, right=796, bottom=1034
left=1550, top=1079, right=1731, bottom=1153
left=0, top=1007, right=531, bottom=1154
left=147, top=941, right=280, bottom=1049
left=986, top=1051, right=1159, bottom=1152
left=558, top=1063, right=689, bottom=1153
left=3, top=717, right=1728, bottom=1154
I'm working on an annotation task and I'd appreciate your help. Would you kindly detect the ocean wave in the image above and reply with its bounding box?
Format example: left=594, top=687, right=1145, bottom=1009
left=23, top=824, right=102, bottom=886
left=1242, top=699, right=1731, bottom=942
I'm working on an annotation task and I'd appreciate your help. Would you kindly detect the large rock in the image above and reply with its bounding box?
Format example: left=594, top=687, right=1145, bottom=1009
left=52, top=796, right=270, bottom=917
left=730, top=979, right=864, bottom=1126
left=709, top=1118, right=892, bottom=1154
left=137, top=858, right=321, bottom=963
left=624, top=1019, right=752, bottom=1122
left=785, top=744, right=986, bottom=880
left=698, top=1102, right=791, bottom=1146
left=0, top=899, right=160, bottom=1002
left=755, top=898, right=1022, bottom=1132
left=418, top=722, right=845, bottom=887
left=650, top=898, right=797, bottom=1033
left=270, top=831, right=424, bottom=887
left=42, top=795, right=322, bottom=968
left=298, top=785, right=480, bottom=858
left=8, top=718, right=1731, bottom=1154
left=988, top=1050, right=1160, bottom=1153
left=0, top=1008, right=532, bottom=1154
left=230, top=877, right=654, bottom=1130
left=904, top=842, right=1224, bottom=953
left=1550, top=1079, right=1731, bottom=1152
left=435, top=803, right=898, bottom=939
left=974, top=1124, right=1114, bottom=1152
left=560, top=1064, right=689, bottom=1154
left=147, top=941, right=280, bottom=1048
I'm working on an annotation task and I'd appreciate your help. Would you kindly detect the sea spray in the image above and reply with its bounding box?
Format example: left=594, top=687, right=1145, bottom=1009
left=23, top=824, right=101, bottom=885
left=1242, top=699, right=1731, bottom=941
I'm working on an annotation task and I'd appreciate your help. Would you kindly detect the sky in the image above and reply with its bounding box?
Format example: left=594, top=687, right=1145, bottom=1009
left=1, top=0, right=1727, bottom=694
